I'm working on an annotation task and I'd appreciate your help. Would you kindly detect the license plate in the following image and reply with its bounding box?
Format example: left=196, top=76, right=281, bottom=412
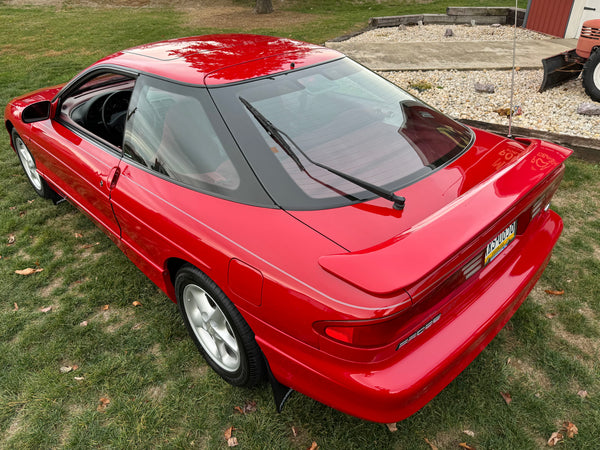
left=484, top=221, right=517, bottom=265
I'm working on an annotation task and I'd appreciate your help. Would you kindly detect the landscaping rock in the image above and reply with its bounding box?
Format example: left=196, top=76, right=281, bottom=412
left=577, top=103, right=600, bottom=115
left=445, top=28, right=454, bottom=37
left=474, top=82, right=496, bottom=93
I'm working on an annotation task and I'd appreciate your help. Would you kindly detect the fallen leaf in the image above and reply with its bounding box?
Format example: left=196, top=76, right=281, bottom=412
left=459, top=444, right=475, bottom=450
left=74, top=233, right=83, bottom=238
left=13, top=302, right=19, bottom=312
left=545, top=312, right=557, bottom=319
left=424, top=437, right=439, bottom=450
left=15, top=267, right=43, bottom=275
left=548, top=431, right=563, bottom=446
left=97, top=397, right=110, bottom=412
left=132, top=323, right=143, bottom=330
left=132, top=301, right=142, bottom=307
left=224, top=426, right=234, bottom=440
left=7, top=234, right=16, bottom=245
left=307, top=443, right=318, bottom=450
left=227, top=437, right=238, bottom=447
left=577, top=390, right=588, bottom=398
left=500, top=391, right=512, bottom=405
left=101, top=305, right=109, bottom=311
left=463, top=430, right=475, bottom=437
left=40, top=306, right=52, bottom=313
left=19, top=211, right=26, bottom=217
left=386, top=422, right=398, bottom=432
left=72, top=365, right=79, bottom=371
left=545, top=289, right=564, bottom=296
left=291, top=426, right=298, bottom=437
left=234, top=400, right=257, bottom=414
left=60, top=366, right=73, bottom=374
left=74, top=376, right=85, bottom=381
left=563, top=422, right=578, bottom=439
left=80, top=320, right=88, bottom=327
left=82, top=242, right=100, bottom=249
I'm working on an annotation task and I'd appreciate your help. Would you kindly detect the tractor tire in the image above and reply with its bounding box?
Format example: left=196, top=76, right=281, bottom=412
left=582, top=49, right=600, bottom=102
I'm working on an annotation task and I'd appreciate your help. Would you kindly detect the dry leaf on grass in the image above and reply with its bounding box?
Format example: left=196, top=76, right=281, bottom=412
left=234, top=400, right=257, bottom=415
left=40, top=306, right=52, bottom=313
left=97, top=397, right=110, bottom=412
left=74, top=233, right=83, bottom=238
left=577, top=390, right=588, bottom=399
left=291, top=426, right=298, bottom=437
left=545, top=312, right=557, bottom=319
left=60, top=366, right=74, bottom=374
left=15, top=267, right=43, bottom=275
left=74, top=376, right=85, bottom=381
left=563, top=422, right=578, bottom=439
left=13, top=302, right=19, bottom=312
left=81, top=242, right=100, bottom=249
left=307, top=442, right=318, bottom=450
left=7, top=234, right=16, bottom=245
left=463, top=430, right=475, bottom=437
left=424, top=437, right=439, bottom=450
left=224, top=427, right=234, bottom=440
left=132, top=301, right=142, bottom=307
left=80, top=320, right=88, bottom=327
left=386, top=422, right=398, bottom=432
left=548, top=422, right=578, bottom=446
left=227, top=437, right=238, bottom=447
left=459, top=443, right=475, bottom=450
left=545, top=289, right=564, bottom=296
left=547, top=431, right=563, bottom=446
left=500, top=391, right=512, bottom=405
left=101, top=305, right=109, bottom=311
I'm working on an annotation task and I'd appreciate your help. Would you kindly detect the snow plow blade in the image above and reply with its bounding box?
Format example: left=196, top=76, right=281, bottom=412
left=539, top=49, right=583, bottom=93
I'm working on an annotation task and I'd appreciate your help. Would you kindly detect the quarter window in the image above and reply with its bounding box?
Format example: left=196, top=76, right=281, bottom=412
left=123, top=77, right=243, bottom=195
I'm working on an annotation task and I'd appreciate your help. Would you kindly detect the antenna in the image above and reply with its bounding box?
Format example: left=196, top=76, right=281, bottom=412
left=507, top=0, right=518, bottom=139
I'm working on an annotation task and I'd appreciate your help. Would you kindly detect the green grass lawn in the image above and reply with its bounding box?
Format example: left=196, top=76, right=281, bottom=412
left=1, top=1, right=598, bottom=448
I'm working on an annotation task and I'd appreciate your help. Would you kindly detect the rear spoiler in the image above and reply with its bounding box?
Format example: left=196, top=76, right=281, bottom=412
left=319, top=139, right=571, bottom=296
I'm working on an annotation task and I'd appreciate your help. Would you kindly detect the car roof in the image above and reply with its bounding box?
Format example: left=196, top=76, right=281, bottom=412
left=92, top=34, right=344, bottom=86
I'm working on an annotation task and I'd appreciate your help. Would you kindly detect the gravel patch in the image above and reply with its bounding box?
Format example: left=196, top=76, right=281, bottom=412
left=348, top=24, right=547, bottom=43
left=382, top=69, right=599, bottom=139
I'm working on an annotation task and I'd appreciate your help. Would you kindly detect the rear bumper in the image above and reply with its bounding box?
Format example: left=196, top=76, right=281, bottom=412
left=259, top=210, right=563, bottom=423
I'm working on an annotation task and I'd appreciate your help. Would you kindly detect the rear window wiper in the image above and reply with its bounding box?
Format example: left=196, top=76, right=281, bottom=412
left=240, top=96, right=406, bottom=210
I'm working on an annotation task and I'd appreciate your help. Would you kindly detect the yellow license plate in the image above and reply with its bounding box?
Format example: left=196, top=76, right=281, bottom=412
left=484, top=221, right=517, bottom=265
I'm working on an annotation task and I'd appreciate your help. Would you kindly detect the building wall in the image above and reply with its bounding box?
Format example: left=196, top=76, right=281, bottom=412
left=526, top=0, right=575, bottom=37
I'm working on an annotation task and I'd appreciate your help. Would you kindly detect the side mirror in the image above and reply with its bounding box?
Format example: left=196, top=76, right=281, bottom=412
left=22, top=101, right=52, bottom=123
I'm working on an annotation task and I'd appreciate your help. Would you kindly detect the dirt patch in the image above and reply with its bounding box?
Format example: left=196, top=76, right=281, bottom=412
left=182, top=6, right=315, bottom=31
left=507, top=357, right=553, bottom=391
left=40, top=276, right=64, bottom=297
left=4, top=0, right=316, bottom=31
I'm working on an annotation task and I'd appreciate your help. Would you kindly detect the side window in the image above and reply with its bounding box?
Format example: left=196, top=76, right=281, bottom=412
left=59, top=71, right=135, bottom=148
left=123, top=77, right=240, bottom=192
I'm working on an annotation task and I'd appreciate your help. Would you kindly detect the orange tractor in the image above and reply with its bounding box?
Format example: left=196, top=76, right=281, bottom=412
left=540, top=19, right=600, bottom=101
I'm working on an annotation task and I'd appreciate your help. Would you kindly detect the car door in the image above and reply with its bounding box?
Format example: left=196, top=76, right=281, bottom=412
left=107, top=74, right=272, bottom=291
left=27, top=69, right=136, bottom=241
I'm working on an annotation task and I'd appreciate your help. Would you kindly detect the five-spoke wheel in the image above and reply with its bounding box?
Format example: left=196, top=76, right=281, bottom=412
left=175, top=264, right=266, bottom=387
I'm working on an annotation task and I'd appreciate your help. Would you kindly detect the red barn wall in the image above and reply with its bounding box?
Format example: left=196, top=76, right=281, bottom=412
left=526, top=0, right=575, bottom=37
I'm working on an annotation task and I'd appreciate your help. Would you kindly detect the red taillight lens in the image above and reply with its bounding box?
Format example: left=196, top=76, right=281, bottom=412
left=315, top=314, right=410, bottom=348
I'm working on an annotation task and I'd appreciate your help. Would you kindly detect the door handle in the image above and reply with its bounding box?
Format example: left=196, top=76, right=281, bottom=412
left=108, top=167, right=121, bottom=190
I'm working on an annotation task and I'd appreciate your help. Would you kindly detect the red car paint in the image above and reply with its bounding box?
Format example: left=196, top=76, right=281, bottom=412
left=4, top=35, right=571, bottom=423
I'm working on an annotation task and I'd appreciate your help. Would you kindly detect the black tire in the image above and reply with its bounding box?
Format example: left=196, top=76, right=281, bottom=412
left=175, top=264, right=266, bottom=387
left=582, top=49, right=600, bottom=102
left=11, top=128, right=57, bottom=199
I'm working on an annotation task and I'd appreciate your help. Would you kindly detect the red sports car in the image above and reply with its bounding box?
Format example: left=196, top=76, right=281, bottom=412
left=4, top=35, right=571, bottom=423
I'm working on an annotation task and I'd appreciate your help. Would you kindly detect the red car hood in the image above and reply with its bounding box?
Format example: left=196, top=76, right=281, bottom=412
left=287, top=127, right=571, bottom=295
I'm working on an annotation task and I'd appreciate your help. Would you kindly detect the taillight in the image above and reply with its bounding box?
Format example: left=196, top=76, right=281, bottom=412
left=314, top=299, right=419, bottom=349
